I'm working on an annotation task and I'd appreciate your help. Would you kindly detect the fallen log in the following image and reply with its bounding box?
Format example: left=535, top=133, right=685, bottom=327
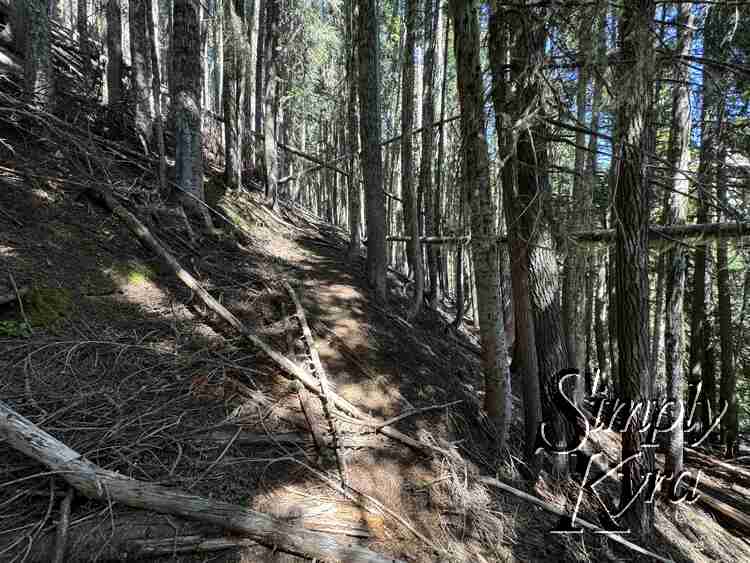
left=285, top=281, right=348, bottom=485
left=0, top=400, right=403, bottom=563
left=90, top=184, right=450, bottom=458
left=689, top=481, right=750, bottom=535
left=686, top=447, right=750, bottom=482
left=479, top=476, right=673, bottom=563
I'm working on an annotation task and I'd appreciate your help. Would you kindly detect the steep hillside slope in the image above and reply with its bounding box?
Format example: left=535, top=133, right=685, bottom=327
left=1, top=92, right=750, bottom=563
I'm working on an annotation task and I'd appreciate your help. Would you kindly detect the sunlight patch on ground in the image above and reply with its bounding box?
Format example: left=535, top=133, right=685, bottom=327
left=0, top=244, right=17, bottom=257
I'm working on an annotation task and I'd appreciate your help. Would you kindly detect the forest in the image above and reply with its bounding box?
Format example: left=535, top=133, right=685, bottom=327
left=0, top=0, right=749, bottom=561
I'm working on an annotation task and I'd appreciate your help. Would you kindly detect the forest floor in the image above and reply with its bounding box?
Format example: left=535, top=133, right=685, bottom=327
left=2, top=107, right=750, bottom=562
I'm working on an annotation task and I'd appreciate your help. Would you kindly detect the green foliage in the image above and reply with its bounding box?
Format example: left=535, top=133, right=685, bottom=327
left=0, top=320, right=32, bottom=338
left=23, top=287, right=73, bottom=327
left=112, top=262, right=157, bottom=286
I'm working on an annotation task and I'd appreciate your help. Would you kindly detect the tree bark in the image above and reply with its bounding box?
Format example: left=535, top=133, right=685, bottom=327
left=663, top=1, right=693, bottom=493
left=24, top=0, right=54, bottom=109
left=401, top=0, right=423, bottom=319
left=223, top=0, right=245, bottom=190
left=173, top=0, right=212, bottom=229
left=146, top=0, right=167, bottom=194
left=106, top=0, right=122, bottom=106
left=254, top=0, right=266, bottom=168
left=130, top=0, right=155, bottom=150
left=716, top=155, right=738, bottom=459
left=450, top=0, right=510, bottom=445
left=489, top=0, right=541, bottom=465
left=561, top=7, right=594, bottom=373
left=263, top=0, right=279, bottom=213
left=345, top=0, right=362, bottom=261
left=357, top=0, right=388, bottom=302
left=420, top=0, right=439, bottom=308
left=612, top=0, right=656, bottom=538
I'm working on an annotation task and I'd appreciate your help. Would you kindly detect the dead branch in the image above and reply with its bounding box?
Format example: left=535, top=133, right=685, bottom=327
left=686, top=447, right=750, bottom=482
left=0, top=400, right=403, bottom=563
left=89, top=184, right=449, bottom=458
left=296, top=382, right=327, bottom=458
left=8, top=272, right=31, bottom=333
left=124, top=535, right=270, bottom=559
left=51, top=488, right=73, bottom=563
left=478, top=476, right=672, bottom=563
left=194, top=429, right=383, bottom=450
left=0, top=285, right=28, bottom=306
left=284, top=281, right=347, bottom=485
left=684, top=477, right=750, bottom=535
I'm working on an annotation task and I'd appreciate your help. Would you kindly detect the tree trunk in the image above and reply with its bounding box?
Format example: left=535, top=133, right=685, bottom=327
left=420, top=0, right=439, bottom=309
left=130, top=0, right=155, bottom=150
left=716, top=154, right=738, bottom=459
left=106, top=0, right=123, bottom=106
left=561, top=8, right=594, bottom=373
left=594, top=251, right=610, bottom=390
left=357, top=0, right=388, bottom=302
left=263, top=0, right=279, bottom=211
left=173, top=0, right=212, bottom=229
left=254, top=0, right=266, bottom=168
left=613, top=0, right=655, bottom=538
left=489, top=0, right=541, bottom=465
left=450, top=0, right=510, bottom=445
left=663, top=1, right=693, bottom=493
left=24, top=0, right=54, bottom=109
left=345, top=0, right=362, bottom=260
left=434, top=7, right=449, bottom=301
left=401, top=0, right=423, bottom=319
left=146, top=0, right=167, bottom=194
left=688, top=39, right=722, bottom=441
left=77, top=0, right=91, bottom=84
left=223, top=0, right=245, bottom=190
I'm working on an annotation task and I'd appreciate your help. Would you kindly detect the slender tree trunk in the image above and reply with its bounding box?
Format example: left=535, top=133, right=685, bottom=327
left=131, top=0, right=155, bottom=150
left=401, top=0, right=423, bottom=319
left=77, top=0, right=91, bottom=85
left=106, top=0, right=123, bottom=107
left=358, top=0, right=388, bottom=302
left=663, top=2, right=693, bottom=494
left=243, top=0, right=257, bottom=164
left=716, top=153, right=738, bottom=459
left=434, top=5, right=449, bottom=301
left=263, top=0, right=279, bottom=211
left=613, top=0, right=655, bottom=538
left=345, top=0, right=362, bottom=261
left=489, top=0, right=541, bottom=465
left=146, top=0, right=167, bottom=194
left=688, top=45, right=722, bottom=440
left=24, top=0, right=54, bottom=109
left=450, top=0, right=510, bottom=445
left=562, top=8, right=594, bottom=373
left=223, top=0, right=245, bottom=190
left=254, top=0, right=266, bottom=168
left=420, top=0, right=438, bottom=308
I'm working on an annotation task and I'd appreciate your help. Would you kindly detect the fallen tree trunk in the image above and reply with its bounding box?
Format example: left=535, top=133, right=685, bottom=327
left=90, top=185, right=450, bottom=458
left=479, top=476, right=672, bottom=563
left=0, top=400, right=402, bottom=563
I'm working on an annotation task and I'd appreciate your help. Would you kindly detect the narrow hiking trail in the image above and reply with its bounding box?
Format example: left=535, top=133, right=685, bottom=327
left=2, top=159, right=750, bottom=562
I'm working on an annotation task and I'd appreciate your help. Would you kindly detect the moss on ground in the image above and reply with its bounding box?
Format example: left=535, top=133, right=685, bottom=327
left=23, top=287, right=73, bottom=327
left=112, top=261, right=157, bottom=286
